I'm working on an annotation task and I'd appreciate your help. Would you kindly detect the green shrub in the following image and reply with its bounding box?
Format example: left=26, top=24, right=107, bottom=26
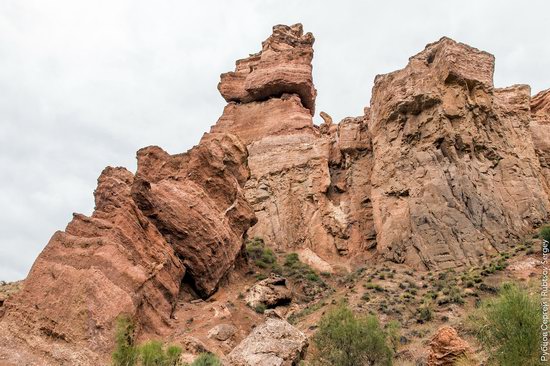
left=416, top=304, right=433, bottom=323
left=468, top=283, right=539, bottom=365
left=189, top=353, right=221, bottom=366
left=246, top=238, right=278, bottom=270
left=254, top=304, right=266, bottom=314
left=165, top=346, right=183, bottom=366
left=140, top=341, right=167, bottom=366
left=541, top=225, right=550, bottom=243
left=112, top=315, right=183, bottom=366
left=312, top=304, right=393, bottom=366
left=283, top=253, right=322, bottom=285
left=112, top=315, right=139, bottom=366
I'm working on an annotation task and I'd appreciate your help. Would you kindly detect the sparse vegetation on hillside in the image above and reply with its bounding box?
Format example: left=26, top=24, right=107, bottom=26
left=467, top=283, right=539, bottom=366
left=311, top=304, right=393, bottom=366
left=245, top=237, right=281, bottom=273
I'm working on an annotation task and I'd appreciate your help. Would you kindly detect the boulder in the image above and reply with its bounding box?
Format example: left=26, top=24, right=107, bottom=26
left=427, top=326, right=471, bottom=366
left=227, top=317, right=308, bottom=366
left=245, top=275, right=292, bottom=309
left=207, top=323, right=237, bottom=342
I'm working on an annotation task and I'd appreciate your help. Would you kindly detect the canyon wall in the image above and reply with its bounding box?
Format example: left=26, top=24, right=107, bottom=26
left=0, top=23, right=549, bottom=365
left=210, top=25, right=550, bottom=271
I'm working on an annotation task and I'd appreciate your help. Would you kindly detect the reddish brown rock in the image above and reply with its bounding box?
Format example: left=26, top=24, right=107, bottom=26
left=218, top=24, right=316, bottom=115
left=211, top=94, right=315, bottom=145
left=428, top=326, right=471, bottom=366
left=212, top=24, right=376, bottom=266
left=132, top=133, right=256, bottom=297
left=0, top=167, right=185, bottom=365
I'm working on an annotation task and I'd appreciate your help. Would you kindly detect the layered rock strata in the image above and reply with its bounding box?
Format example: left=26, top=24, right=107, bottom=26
left=0, top=134, right=255, bottom=365
left=211, top=27, right=550, bottom=271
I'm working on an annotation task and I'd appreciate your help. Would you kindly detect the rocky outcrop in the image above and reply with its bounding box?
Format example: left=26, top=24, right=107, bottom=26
left=530, top=89, right=550, bottom=193
left=369, top=38, right=549, bottom=269
left=227, top=316, right=308, bottom=366
left=2, top=23, right=550, bottom=366
left=0, top=133, right=255, bottom=365
left=132, top=133, right=256, bottom=297
left=218, top=24, right=316, bottom=115
left=212, top=24, right=376, bottom=266
left=427, top=326, right=471, bottom=366
left=211, top=27, right=550, bottom=272
left=245, top=275, right=292, bottom=309
left=0, top=167, right=185, bottom=365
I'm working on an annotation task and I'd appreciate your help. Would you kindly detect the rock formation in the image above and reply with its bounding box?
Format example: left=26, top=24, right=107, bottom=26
left=427, top=326, right=471, bottom=366
left=131, top=134, right=256, bottom=297
left=0, top=134, right=255, bottom=365
left=368, top=38, right=549, bottom=269
left=0, top=22, right=549, bottom=366
left=227, top=315, right=308, bottom=366
left=211, top=26, right=550, bottom=271
left=211, top=24, right=376, bottom=267
left=245, top=275, right=292, bottom=309
left=218, top=24, right=316, bottom=115
left=530, top=89, right=550, bottom=193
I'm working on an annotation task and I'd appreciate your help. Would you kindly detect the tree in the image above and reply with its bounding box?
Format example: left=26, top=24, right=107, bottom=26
left=312, top=304, right=393, bottom=366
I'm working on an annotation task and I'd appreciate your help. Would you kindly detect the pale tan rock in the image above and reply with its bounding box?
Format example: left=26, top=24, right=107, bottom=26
left=208, top=324, right=237, bottom=341
left=226, top=317, right=308, bottom=366
left=369, top=38, right=550, bottom=269
left=245, top=275, right=292, bottom=309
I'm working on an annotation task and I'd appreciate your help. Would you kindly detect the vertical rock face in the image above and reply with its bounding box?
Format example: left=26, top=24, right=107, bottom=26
left=369, top=38, right=549, bottom=269
left=530, top=89, right=550, bottom=193
left=212, top=24, right=375, bottom=266
left=0, top=133, right=255, bottom=364
left=212, top=28, right=550, bottom=271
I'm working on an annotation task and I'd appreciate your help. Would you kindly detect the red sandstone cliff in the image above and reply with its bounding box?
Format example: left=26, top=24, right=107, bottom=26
left=0, top=23, right=548, bottom=365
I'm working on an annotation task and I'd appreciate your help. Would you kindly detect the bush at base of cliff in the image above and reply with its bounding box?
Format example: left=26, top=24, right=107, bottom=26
left=112, top=315, right=183, bottom=366
left=468, top=283, right=539, bottom=366
left=112, top=315, right=139, bottom=366
left=311, top=304, right=393, bottom=366
left=185, top=353, right=222, bottom=366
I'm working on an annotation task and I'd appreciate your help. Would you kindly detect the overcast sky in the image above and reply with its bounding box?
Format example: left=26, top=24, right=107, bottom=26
left=1, top=0, right=549, bottom=281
